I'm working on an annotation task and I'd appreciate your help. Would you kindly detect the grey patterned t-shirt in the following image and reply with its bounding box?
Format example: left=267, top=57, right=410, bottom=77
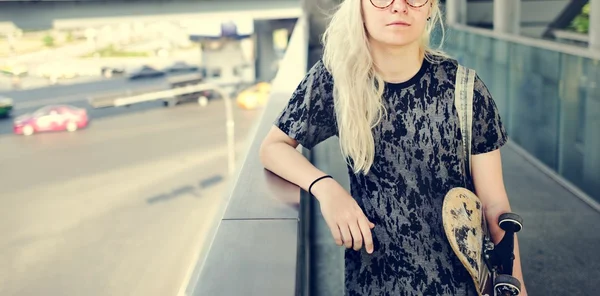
left=274, top=57, right=508, bottom=296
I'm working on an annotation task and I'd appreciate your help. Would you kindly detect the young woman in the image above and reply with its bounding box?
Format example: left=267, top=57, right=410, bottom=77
left=259, top=0, right=527, bottom=295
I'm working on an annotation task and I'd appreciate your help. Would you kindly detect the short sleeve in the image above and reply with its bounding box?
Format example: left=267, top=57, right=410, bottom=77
left=273, top=60, right=337, bottom=149
left=471, top=75, right=508, bottom=154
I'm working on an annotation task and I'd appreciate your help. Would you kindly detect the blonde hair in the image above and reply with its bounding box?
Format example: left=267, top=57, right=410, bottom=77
left=322, top=0, right=449, bottom=175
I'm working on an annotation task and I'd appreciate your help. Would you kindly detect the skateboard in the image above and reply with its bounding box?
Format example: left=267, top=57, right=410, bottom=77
left=442, top=187, right=524, bottom=296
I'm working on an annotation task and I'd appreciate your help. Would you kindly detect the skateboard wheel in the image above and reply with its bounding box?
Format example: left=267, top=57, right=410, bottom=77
left=494, top=274, right=521, bottom=295
left=498, top=213, right=523, bottom=232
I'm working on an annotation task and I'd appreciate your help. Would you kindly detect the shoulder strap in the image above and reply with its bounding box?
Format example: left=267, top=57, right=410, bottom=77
left=454, top=64, right=476, bottom=176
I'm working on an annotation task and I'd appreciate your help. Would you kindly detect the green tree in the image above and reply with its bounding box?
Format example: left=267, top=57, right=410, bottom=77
left=43, top=34, right=54, bottom=47
left=570, top=3, right=590, bottom=34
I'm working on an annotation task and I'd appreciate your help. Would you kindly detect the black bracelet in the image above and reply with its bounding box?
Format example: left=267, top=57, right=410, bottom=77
left=308, top=175, right=333, bottom=196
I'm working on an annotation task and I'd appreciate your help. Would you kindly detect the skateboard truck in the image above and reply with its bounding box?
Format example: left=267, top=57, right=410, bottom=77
left=483, top=213, right=524, bottom=296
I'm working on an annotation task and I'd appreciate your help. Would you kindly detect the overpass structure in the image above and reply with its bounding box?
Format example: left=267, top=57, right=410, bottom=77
left=0, top=0, right=301, bottom=30
left=3, top=1, right=599, bottom=295
left=0, top=0, right=596, bottom=40
left=1, top=1, right=300, bottom=88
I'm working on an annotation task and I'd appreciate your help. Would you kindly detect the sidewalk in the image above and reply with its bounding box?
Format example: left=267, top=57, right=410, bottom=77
left=502, top=141, right=600, bottom=296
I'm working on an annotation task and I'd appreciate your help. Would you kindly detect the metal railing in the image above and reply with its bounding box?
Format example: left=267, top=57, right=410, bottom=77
left=88, top=81, right=238, bottom=176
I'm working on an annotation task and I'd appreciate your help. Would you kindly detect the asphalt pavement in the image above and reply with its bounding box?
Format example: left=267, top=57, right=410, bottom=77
left=0, top=95, right=261, bottom=296
left=0, top=36, right=265, bottom=296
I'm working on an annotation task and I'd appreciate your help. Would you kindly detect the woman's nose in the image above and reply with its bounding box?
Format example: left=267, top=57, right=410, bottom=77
left=391, top=0, right=408, bottom=13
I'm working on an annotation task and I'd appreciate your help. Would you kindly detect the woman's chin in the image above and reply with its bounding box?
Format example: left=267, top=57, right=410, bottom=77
left=372, top=35, right=419, bottom=48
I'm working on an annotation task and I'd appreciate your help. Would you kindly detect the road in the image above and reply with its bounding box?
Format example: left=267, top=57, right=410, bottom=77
left=2, top=75, right=169, bottom=107
left=0, top=75, right=181, bottom=136
left=0, top=97, right=261, bottom=296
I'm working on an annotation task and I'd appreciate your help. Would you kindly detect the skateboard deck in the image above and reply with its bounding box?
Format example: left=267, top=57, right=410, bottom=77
left=442, top=187, right=493, bottom=296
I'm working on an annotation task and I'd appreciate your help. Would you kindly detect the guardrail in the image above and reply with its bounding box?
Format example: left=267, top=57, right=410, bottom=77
left=87, top=85, right=166, bottom=108
left=551, top=29, right=590, bottom=44
left=184, top=14, right=310, bottom=296
left=449, top=24, right=600, bottom=61
left=89, top=81, right=239, bottom=176
left=87, top=81, right=241, bottom=108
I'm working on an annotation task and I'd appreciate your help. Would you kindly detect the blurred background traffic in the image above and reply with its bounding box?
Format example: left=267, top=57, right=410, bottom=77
left=0, top=1, right=293, bottom=295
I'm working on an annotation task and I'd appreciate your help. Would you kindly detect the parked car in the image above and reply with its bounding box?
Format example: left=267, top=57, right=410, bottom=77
left=127, top=65, right=165, bottom=80
left=163, top=73, right=218, bottom=107
left=101, top=66, right=126, bottom=78
left=13, top=105, right=89, bottom=136
left=236, top=82, right=271, bottom=110
left=0, top=96, right=14, bottom=118
left=163, top=61, right=199, bottom=74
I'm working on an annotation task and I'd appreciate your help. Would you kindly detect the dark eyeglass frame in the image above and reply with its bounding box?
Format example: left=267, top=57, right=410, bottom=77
left=369, top=0, right=430, bottom=9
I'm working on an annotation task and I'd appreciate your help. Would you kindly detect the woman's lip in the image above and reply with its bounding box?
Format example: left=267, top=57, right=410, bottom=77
left=387, top=21, right=410, bottom=26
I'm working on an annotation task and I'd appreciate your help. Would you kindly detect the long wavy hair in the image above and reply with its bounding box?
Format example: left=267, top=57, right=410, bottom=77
left=322, top=0, right=449, bottom=175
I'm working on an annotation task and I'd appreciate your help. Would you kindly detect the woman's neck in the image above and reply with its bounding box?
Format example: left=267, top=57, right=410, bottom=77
left=369, top=40, right=423, bottom=84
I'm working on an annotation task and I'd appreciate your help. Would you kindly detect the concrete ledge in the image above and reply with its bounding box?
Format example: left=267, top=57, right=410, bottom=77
left=186, top=15, right=310, bottom=296
left=191, top=220, right=299, bottom=296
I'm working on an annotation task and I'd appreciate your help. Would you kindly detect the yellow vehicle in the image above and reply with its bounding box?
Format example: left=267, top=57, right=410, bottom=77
left=236, top=82, right=271, bottom=110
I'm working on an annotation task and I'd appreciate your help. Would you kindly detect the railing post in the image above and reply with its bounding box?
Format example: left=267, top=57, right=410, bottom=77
left=446, top=0, right=467, bottom=26
left=590, top=0, right=600, bottom=50
left=302, top=0, right=340, bottom=65
left=494, top=0, right=521, bottom=35
left=254, top=20, right=278, bottom=82
left=223, top=88, right=236, bottom=176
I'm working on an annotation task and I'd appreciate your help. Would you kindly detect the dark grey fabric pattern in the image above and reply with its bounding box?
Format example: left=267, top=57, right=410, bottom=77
left=273, top=58, right=508, bottom=296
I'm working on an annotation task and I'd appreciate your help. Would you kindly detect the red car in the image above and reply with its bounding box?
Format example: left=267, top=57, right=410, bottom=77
left=13, top=105, right=89, bottom=136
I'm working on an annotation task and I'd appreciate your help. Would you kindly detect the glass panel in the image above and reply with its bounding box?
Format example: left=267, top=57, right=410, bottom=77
left=443, top=27, right=600, bottom=203
left=581, top=59, right=600, bottom=200
left=559, top=54, right=585, bottom=189
left=491, top=39, right=510, bottom=128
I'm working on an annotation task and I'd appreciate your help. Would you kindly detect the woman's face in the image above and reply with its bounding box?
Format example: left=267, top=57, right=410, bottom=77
left=362, top=0, right=432, bottom=47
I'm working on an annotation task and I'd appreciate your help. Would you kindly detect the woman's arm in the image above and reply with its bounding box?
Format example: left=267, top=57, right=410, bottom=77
left=260, top=60, right=374, bottom=253
left=259, top=127, right=331, bottom=193
left=261, top=60, right=338, bottom=188
left=260, top=127, right=375, bottom=253
left=471, top=149, right=527, bottom=295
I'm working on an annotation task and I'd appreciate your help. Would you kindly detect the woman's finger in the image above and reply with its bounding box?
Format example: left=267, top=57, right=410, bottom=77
left=358, top=217, right=374, bottom=254
left=325, top=219, right=343, bottom=246
left=348, top=220, right=363, bottom=251
left=339, top=223, right=353, bottom=248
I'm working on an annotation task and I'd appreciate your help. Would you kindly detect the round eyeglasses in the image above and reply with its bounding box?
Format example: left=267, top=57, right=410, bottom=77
left=370, top=0, right=430, bottom=9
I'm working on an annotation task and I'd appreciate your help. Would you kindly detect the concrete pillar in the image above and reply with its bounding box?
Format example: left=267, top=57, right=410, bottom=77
left=590, top=0, right=600, bottom=50
left=494, top=0, right=521, bottom=35
left=254, top=20, right=277, bottom=82
left=446, top=0, right=467, bottom=26
left=303, top=0, right=340, bottom=64
left=446, top=0, right=458, bottom=25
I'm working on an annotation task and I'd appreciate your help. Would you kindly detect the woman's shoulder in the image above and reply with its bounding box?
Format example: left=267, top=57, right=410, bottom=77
left=428, top=55, right=460, bottom=72
left=427, top=55, right=462, bottom=84
left=309, top=59, right=334, bottom=80
left=304, top=59, right=334, bottom=92
left=292, top=59, right=335, bottom=100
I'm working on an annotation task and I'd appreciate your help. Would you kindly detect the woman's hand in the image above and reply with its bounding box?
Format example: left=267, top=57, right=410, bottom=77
left=311, top=178, right=375, bottom=254
left=519, top=287, right=528, bottom=296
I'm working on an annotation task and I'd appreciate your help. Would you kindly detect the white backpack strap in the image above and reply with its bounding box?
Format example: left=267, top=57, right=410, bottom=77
left=454, top=64, right=476, bottom=175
